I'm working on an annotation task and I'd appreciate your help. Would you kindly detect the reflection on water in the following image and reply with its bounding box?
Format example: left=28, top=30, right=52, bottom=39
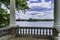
left=16, top=21, right=54, bottom=27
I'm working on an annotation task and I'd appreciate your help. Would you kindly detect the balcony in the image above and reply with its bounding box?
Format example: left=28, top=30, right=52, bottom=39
left=0, top=27, right=58, bottom=40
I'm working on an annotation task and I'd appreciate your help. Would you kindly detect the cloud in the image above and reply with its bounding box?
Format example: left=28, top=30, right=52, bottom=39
left=1, top=0, right=54, bottom=19
left=28, top=1, right=52, bottom=8
left=15, top=9, right=54, bottom=19
left=1, top=4, right=6, bottom=9
left=30, top=10, right=54, bottom=19
left=29, top=0, right=37, bottom=1
left=16, top=0, right=54, bottom=19
left=27, top=11, right=40, bottom=13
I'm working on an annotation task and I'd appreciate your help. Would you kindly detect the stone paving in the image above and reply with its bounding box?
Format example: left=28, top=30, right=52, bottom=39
left=9, top=36, right=50, bottom=40
left=0, top=35, right=14, bottom=40
left=0, top=35, right=50, bottom=40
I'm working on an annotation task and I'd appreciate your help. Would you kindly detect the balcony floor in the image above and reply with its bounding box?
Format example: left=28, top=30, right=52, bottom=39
left=0, top=35, right=51, bottom=40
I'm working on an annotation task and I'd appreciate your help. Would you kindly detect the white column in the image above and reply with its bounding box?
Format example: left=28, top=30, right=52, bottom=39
left=54, top=0, right=60, bottom=40
left=9, top=0, right=16, bottom=27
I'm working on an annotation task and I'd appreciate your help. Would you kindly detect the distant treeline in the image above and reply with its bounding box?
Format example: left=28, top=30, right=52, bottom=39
left=16, top=18, right=54, bottom=21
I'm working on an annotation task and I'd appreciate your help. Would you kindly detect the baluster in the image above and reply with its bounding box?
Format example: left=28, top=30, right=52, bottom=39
left=49, top=29, right=51, bottom=36
left=40, top=28, right=41, bottom=35
left=31, top=28, right=32, bottom=35
left=34, top=29, right=35, bottom=35
left=26, top=28, right=27, bottom=35
left=19, top=28, right=21, bottom=35
left=18, top=28, right=19, bottom=35
left=23, top=28, right=24, bottom=35
left=37, top=28, right=38, bottom=35
left=28, top=28, right=30, bottom=35
left=43, top=28, right=44, bottom=35
left=46, top=29, right=48, bottom=36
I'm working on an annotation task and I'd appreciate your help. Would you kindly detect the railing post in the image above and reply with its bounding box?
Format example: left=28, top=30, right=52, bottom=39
left=28, top=28, right=30, bottom=35
left=11, top=27, right=16, bottom=37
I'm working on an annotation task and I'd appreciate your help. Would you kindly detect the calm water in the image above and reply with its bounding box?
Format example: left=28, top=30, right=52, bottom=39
left=16, top=21, right=54, bottom=27
left=16, top=21, right=54, bottom=35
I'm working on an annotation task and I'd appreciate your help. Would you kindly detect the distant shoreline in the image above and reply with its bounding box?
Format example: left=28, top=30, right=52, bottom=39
left=16, top=19, right=54, bottom=21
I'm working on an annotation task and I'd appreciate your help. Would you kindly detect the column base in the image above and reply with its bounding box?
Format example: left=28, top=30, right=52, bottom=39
left=54, top=35, right=60, bottom=40
left=54, top=25, right=60, bottom=32
left=54, top=25, right=60, bottom=40
left=9, top=23, right=17, bottom=27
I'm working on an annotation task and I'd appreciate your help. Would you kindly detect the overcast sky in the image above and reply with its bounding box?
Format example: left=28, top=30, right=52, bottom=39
left=1, top=0, right=54, bottom=19
left=15, top=0, right=54, bottom=19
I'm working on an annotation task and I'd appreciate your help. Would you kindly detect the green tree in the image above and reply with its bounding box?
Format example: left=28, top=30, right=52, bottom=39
left=0, top=0, right=29, bottom=28
left=0, top=8, right=10, bottom=28
left=0, top=0, right=29, bottom=12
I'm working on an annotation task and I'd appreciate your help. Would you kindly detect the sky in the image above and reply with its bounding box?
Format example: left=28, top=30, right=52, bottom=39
left=16, top=0, right=54, bottom=19
left=1, top=0, right=54, bottom=19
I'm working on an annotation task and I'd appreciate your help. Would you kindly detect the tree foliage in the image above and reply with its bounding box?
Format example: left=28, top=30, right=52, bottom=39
left=0, top=0, right=29, bottom=10
left=0, top=0, right=29, bottom=28
left=0, top=8, right=10, bottom=28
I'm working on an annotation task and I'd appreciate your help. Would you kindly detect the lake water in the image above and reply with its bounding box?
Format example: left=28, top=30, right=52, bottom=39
left=16, top=21, right=54, bottom=27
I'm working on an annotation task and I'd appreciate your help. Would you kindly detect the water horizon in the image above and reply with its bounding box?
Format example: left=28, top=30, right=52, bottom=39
left=16, top=21, right=54, bottom=27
